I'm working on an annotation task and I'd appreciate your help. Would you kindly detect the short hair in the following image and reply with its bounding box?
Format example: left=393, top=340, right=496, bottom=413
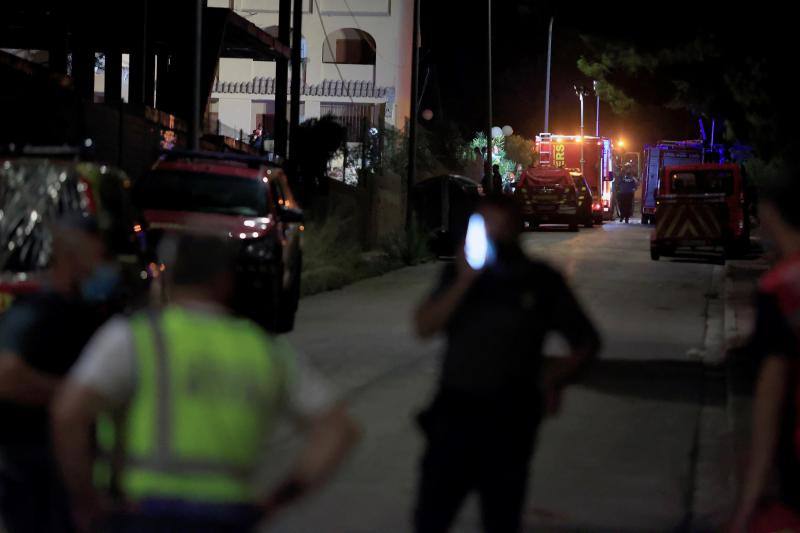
left=760, top=163, right=800, bottom=229
left=162, top=232, right=238, bottom=287
left=477, top=193, right=522, bottom=232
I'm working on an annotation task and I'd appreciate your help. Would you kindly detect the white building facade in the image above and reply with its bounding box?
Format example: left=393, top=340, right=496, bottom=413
left=206, top=0, right=413, bottom=144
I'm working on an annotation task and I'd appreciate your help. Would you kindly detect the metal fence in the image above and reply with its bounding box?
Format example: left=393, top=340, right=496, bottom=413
left=320, top=102, right=381, bottom=142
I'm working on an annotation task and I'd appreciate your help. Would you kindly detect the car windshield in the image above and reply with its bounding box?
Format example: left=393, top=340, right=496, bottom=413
left=135, top=169, right=268, bottom=217
left=0, top=160, right=83, bottom=273
left=670, top=170, right=734, bottom=195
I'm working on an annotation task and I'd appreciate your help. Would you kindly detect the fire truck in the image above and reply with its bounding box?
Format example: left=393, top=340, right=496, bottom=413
left=536, top=133, right=614, bottom=223
left=640, top=140, right=704, bottom=224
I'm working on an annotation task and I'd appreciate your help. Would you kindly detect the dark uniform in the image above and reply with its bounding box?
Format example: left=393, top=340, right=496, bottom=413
left=0, top=291, right=106, bottom=533
left=617, top=175, right=637, bottom=223
left=414, top=245, right=600, bottom=533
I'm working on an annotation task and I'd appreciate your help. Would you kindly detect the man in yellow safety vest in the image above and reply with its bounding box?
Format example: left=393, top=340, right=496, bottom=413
left=53, top=233, right=359, bottom=532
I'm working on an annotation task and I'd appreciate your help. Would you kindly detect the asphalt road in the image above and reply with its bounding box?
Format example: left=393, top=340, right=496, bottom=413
left=262, top=220, right=734, bottom=532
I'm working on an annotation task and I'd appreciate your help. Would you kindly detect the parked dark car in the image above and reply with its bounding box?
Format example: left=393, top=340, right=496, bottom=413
left=413, top=174, right=483, bottom=257
left=0, top=152, right=148, bottom=317
left=514, top=167, right=580, bottom=231
left=134, top=150, right=303, bottom=332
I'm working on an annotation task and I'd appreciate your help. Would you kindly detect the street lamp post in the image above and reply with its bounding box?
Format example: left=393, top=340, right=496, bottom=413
left=544, top=16, right=554, bottom=133
left=406, top=0, right=420, bottom=229
left=485, top=0, right=493, bottom=193
left=574, top=85, right=590, bottom=175
left=593, top=80, right=600, bottom=137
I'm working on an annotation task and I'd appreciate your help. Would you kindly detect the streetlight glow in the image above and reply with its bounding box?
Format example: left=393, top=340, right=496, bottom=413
left=617, top=139, right=625, bottom=148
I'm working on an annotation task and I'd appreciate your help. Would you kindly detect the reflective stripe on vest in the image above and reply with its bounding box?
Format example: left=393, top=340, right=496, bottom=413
left=100, top=306, right=286, bottom=503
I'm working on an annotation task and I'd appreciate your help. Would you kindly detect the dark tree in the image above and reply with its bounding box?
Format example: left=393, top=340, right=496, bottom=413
left=292, top=115, right=347, bottom=206
left=577, top=9, right=794, bottom=160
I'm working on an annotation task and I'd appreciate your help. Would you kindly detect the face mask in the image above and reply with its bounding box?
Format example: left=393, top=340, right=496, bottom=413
left=80, top=264, right=121, bottom=303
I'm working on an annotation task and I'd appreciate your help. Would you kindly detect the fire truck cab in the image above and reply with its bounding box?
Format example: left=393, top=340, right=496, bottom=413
left=536, top=133, right=614, bottom=224
left=641, top=141, right=704, bottom=224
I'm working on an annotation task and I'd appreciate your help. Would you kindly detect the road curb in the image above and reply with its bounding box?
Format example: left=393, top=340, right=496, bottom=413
left=689, top=252, right=769, bottom=528
left=721, top=254, right=770, bottom=500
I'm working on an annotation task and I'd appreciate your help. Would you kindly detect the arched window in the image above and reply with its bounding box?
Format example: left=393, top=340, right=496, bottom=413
left=263, top=26, right=308, bottom=60
left=322, top=28, right=376, bottom=65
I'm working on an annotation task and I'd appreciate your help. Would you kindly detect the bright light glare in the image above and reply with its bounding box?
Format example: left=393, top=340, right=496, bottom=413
left=464, top=214, right=493, bottom=270
left=617, top=139, right=626, bottom=148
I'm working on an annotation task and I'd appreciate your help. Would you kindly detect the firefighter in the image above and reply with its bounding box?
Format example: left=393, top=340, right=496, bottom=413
left=617, top=164, right=638, bottom=223
left=53, top=233, right=359, bottom=532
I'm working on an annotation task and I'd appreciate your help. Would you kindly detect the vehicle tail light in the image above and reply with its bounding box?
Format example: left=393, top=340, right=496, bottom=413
left=592, top=203, right=601, bottom=211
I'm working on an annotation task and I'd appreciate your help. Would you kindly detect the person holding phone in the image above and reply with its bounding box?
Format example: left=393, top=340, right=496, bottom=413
left=413, top=194, right=601, bottom=533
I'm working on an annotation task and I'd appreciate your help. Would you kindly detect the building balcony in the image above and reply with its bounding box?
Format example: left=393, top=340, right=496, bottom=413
left=213, top=77, right=393, bottom=99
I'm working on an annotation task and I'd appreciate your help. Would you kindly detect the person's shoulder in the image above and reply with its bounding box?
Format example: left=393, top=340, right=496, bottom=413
left=760, top=258, right=800, bottom=293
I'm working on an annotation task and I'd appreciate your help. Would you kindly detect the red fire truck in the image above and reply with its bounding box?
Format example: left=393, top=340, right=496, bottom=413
left=536, top=133, right=614, bottom=223
left=640, top=140, right=704, bottom=224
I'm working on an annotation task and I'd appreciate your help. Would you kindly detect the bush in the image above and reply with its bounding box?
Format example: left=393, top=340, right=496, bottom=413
left=380, top=217, right=433, bottom=266
left=300, top=210, right=362, bottom=295
left=300, top=211, right=432, bottom=297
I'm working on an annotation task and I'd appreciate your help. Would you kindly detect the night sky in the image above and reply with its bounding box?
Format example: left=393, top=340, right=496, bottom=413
left=419, top=1, right=776, bottom=150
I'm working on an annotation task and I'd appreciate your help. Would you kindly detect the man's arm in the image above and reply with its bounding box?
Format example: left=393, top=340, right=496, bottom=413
left=0, top=352, right=60, bottom=404
left=263, top=404, right=360, bottom=512
left=52, top=383, right=111, bottom=532
left=415, top=259, right=477, bottom=339
left=728, top=355, right=789, bottom=532
left=51, top=317, right=135, bottom=532
left=543, top=275, right=601, bottom=414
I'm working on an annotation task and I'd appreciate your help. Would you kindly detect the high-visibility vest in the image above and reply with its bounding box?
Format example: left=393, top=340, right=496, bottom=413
left=96, top=306, right=288, bottom=504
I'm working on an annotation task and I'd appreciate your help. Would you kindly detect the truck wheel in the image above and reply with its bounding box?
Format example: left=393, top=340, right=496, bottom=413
left=568, top=224, right=579, bottom=232
left=584, top=218, right=594, bottom=228
left=650, top=246, right=660, bottom=261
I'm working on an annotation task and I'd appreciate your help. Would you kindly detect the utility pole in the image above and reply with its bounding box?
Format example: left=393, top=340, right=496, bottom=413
left=593, top=80, right=600, bottom=137
left=574, top=85, right=589, bottom=175
left=485, top=0, right=493, bottom=192
left=274, top=0, right=291, bottom=157
left=406, top=0, right=420, bottom=228
left=544, top=16, right=553, bottom=133
left=189, top=0, right=202, bottom=150
left=289, top=0, right=303, bottom=176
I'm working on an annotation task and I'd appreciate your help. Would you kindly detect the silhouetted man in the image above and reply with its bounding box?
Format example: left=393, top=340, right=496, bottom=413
left=413, top=195, right=601, bottom=533
left=0, top=216, right=120, bottom=533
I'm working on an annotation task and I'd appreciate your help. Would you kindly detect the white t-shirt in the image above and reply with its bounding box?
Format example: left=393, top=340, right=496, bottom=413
left=70, top=311, right=336, bottom=420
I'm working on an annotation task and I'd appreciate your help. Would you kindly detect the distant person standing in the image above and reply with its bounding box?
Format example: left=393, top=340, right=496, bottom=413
left=53, top=233, right=359, bottom=533
left=468, top=147, right=485, bottom=186
left=250, top=124, right=264, bottom=151
left=617, top=165, right=638, bottom=223
left=413, top=195, right=600, bottom=533
left=728, top=171, right=800, bottom=532
left=492, top=164, right=503, bottom=195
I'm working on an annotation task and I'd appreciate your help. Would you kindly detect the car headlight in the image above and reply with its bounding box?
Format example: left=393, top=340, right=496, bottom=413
left=244, top=239, right=274, bottom=260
